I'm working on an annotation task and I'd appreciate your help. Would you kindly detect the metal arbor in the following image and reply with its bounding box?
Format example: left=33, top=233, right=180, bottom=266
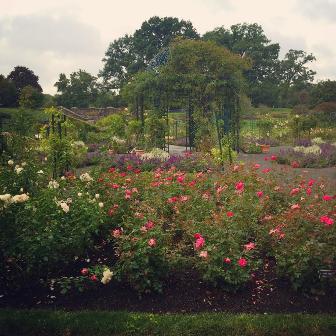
left=142, top=46, right=241, bottom=153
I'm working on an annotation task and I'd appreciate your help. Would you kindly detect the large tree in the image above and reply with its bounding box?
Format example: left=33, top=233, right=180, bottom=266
left=203, top=23, right=280, bottom=106
left=310, top=80, right=336, bottom=105
left=54, top=70, right=98, bottom=108
left=7, top=66, right=42, bottom=93
left=0, top=75, right=17, bottom=107
left=100, top=16, right=199, bottom=89
left=278, top=49, right=316, bottom=105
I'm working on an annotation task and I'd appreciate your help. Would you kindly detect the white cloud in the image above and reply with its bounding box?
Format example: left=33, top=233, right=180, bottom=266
left=297, top=0, right=336, bottom=22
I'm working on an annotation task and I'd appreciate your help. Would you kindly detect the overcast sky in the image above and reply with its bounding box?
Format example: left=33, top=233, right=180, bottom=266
left=1, top=0, right=335, bottom=94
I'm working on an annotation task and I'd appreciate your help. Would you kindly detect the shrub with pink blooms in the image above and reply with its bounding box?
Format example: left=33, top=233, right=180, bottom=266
left=0, top=156, right=335, bottom=296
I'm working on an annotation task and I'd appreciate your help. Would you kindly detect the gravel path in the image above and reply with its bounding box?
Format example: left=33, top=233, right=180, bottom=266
left=168, top=145, right=336, bottom=189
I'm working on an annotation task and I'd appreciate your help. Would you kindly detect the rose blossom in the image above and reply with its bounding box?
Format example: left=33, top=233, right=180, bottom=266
left=235, top=181, right=244, bottom=191
left=145, top=220, right=155, bottom=230
left=81, top=268, right=89, bottom=275
left=199, top=250, right=208, bottom=258
left=226, top=211, right=234, bottom=217
left=112, top=229, right=122, bottom=238
left=256, top=191, right=264, bottom=198
left=148, top=238, right=156, bottom=247
left=320, top=215, right=334, bottom=226
left=291, top=204, right=300, bottom=210
left=244, top=242, right=256, bottom=251
left=238, top=258, right=247, bottom=267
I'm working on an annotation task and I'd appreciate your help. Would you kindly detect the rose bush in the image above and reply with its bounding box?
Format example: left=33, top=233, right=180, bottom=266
left=0, top=155, right=335, bottom=296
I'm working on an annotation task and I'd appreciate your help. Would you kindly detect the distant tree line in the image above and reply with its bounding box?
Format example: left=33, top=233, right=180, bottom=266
left=2, top=17, right=335, bottom=110
left=61, top=17, right=334, bottom=109
left=0, top=66, right=44, bottom=108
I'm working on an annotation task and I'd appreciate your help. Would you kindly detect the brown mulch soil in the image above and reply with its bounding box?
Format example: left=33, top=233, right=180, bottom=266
left=1, top=258, right=336, bottom=314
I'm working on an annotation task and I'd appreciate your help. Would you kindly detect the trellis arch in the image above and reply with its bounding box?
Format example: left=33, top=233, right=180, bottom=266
left=123, top=39, right=250, bottom=157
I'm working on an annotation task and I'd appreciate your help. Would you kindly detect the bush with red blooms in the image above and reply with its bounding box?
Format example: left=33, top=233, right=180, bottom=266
left=0, top=158, right=335, bottom=296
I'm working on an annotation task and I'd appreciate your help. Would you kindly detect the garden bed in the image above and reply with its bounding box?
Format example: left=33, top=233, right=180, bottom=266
left=2, top=259, right=336, bottom=314
left=1, top=154, right=335, bottom=317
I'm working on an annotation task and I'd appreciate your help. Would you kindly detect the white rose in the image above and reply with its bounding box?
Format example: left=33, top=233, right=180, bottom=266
left=37, top=170, right=44, bottom=174
left=60, top=202, right=69, bottom=213
left=101, top=269, right=113, bottom=285
left=15, top=167, right=24, bottom=174
left=0, top=194, right=12, bottom=202
left=21, top=162, right=27, bottom=167
left=11, top=194, right=29, bottom=203
left=8, top=160, right=14, bottom=166
left=99, top=202, right=104, bottom=208
left=78, top=192, right=82, bottom=197
left=48, top=180, right=59, bottom=189
left=95, top=194, right=100, bottom=199
left=80, top=173, right=93, bottom=182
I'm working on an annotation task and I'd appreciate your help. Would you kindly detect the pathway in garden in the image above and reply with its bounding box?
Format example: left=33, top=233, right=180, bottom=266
left=238, top=146, right=336, bottom=189
left=168, top=145, right=336, bottom=189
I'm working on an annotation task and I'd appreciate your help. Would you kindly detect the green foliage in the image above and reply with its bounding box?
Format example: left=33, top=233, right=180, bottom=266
left=96, top=113, right=126, bottom=137
left=311, top=80, right=336, bottom=105
left=7, top=66, right=42, bottom=93
left=126, top=119, right=143, bottom=147
left=54, top=70, right=98, bottom=108
left=100, top=16, right=199, bottom=88
left=0, top=75, right=17, bottom=107
left=144, top=114, right=167, bottom=149
left=19, top=85, right=44, bottom=109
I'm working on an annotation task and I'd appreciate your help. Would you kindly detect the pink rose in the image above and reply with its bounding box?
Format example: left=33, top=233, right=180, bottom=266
left=195, top=237, right=205, bottom=250
left=148, top=238, right=156, bottom=247
left=235, top=181, right=244, bottom=191
left=256, top=191, right=264, bottom=198
left=238, top=258, right=247, bottom=267
left=244, top=242, right=256, bottom=251
left=81, top=268, right=89, bottom=275
left=226, top=211, right=234, bottom=217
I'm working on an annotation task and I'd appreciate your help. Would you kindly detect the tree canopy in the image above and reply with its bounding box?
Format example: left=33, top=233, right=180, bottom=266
left=7, top=66, right=42, bottom=93
left=54, top=70, right=98, bottom=108
left=0, top=75, right=17, bottom=107
left=100, top=16, right=199, bottom=89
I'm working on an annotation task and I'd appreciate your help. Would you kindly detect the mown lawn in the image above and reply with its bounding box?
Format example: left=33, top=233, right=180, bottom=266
left=1, top=309, right=336, bottom=336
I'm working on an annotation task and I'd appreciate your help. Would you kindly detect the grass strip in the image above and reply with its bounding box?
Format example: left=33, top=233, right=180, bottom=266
left=1, top=309, right=336, bottom=336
